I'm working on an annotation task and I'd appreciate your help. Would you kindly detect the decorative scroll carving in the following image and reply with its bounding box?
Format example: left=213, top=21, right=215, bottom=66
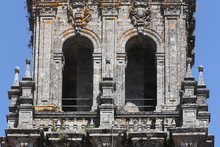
left=129, top=1, right=152, bottom=33
left=67, top=1, right=91, bottom=33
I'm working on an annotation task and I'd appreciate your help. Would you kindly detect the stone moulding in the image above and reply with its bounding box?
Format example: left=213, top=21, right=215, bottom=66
left=59, top=28, right=101, bottom=52
left=35, top=104, right=63, bottom=112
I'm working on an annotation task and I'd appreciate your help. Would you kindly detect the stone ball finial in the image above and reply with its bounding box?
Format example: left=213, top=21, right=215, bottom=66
left=198, top=65, right=204, bottom=72
left=186, top=58, right=192, bottom=64
left=26, top=58, right=31, bottom=64
left=15, top=66, right=20, bottom=73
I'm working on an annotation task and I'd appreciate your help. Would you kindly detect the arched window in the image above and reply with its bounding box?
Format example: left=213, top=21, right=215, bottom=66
left=125, top=35, right=157, bottom=111
left=62, top=35, right=93, bottom=111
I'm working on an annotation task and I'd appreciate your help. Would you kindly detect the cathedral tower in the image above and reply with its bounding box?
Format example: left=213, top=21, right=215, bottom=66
left=1, top=0, right=214, bottom=146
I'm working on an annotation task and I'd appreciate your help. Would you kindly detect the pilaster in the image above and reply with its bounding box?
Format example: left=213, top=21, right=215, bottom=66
left=162, top=3, right=182, bottom=109
left=35, top=2, right=57, bottom=104
left=116, top=53, right=126, bottom=110
left=92, top=53, right=102, bottom=111
left=99, top=1, right=119, bottom=78
left=156, top=52, right=165, bottom=111
left=51, top=52, right=63, bottom=109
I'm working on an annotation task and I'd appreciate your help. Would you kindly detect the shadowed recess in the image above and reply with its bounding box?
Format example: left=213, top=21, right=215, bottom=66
left=125, top=35, right=157, bottom=111
left=62, top=35, right=93, bottom=112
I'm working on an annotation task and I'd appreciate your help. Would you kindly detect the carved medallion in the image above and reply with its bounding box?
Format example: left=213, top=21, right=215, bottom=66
left=129, top=1, right=152, bottom=33
left=67, top=1, right=91, bottom=32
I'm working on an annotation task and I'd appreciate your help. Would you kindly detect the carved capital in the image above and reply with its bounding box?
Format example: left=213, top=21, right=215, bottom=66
left=36, top=2, right=58, bottom=16
left=99, top=1, right=120, bottom=17
left=67, top=1, right=91, bottom=33
left=162, top=3, right=181, bottom=16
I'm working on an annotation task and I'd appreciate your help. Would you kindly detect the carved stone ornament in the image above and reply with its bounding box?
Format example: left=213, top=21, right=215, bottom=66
left=67, top=1, right=91, bottom=33
left=129, top=1, right=152, bottom=33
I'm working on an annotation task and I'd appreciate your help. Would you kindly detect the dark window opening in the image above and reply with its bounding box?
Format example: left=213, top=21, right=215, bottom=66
left=125, top=35, right=157, bottom=111
left=62, top=35, right=93, bottom=111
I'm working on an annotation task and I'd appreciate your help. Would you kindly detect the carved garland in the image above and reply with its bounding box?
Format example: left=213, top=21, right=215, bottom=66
left=67, top=1, right=91, bottom=33
left=129, top=1, right=152, bottom=33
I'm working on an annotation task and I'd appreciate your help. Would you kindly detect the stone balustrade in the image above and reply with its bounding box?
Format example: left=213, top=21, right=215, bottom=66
left=112, top=117, right=176, bottom=133
left=34, top=113, right=177, bottom=135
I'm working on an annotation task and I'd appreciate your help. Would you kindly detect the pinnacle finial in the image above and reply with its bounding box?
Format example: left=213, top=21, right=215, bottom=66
left=25, top=58, right=31, bottom=78
left=198, top=65, right=204, bottom=72
left=198, top=65, right=205, bottom=85
left=13, top=66, right=20, bottom=86
left=186, top=58, right=193, bottom=78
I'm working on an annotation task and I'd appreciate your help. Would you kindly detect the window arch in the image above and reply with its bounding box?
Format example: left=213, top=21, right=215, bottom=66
left=62, top=35, right=93, bottom=111
left=125, top=35, right=157, bottom=111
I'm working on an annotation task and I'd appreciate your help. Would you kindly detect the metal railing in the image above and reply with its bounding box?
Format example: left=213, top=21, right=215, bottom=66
left=125, top=98, right=156, bottom=111
left=62, top=97, right=92, bottom=111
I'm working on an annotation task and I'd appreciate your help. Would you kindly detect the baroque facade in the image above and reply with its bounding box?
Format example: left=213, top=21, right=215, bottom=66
left=0, top=0, right=214, bottom=146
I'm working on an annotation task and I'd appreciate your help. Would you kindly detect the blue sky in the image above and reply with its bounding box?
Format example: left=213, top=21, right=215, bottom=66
left=0, top=0, right=219, bottom=146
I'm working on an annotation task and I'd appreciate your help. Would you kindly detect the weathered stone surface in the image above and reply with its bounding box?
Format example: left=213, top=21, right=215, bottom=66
left=1, top=0, right=214, bottom=147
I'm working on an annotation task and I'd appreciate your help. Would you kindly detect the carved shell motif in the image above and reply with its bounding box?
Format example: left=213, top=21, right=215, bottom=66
left=67, top=1, right=91, bottom=33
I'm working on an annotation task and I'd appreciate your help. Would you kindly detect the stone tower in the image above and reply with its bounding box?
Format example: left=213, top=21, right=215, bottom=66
left=0, top=0, right=214, bottom=146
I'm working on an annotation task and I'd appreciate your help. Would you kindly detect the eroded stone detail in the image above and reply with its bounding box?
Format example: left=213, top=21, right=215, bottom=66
left=67, top=1, right=91, bottom=33
left=162, top=3, right=181, bottom=16
left=1, top=0, right=214, bottom=147
left=129, top=1, right=152, bottom=33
